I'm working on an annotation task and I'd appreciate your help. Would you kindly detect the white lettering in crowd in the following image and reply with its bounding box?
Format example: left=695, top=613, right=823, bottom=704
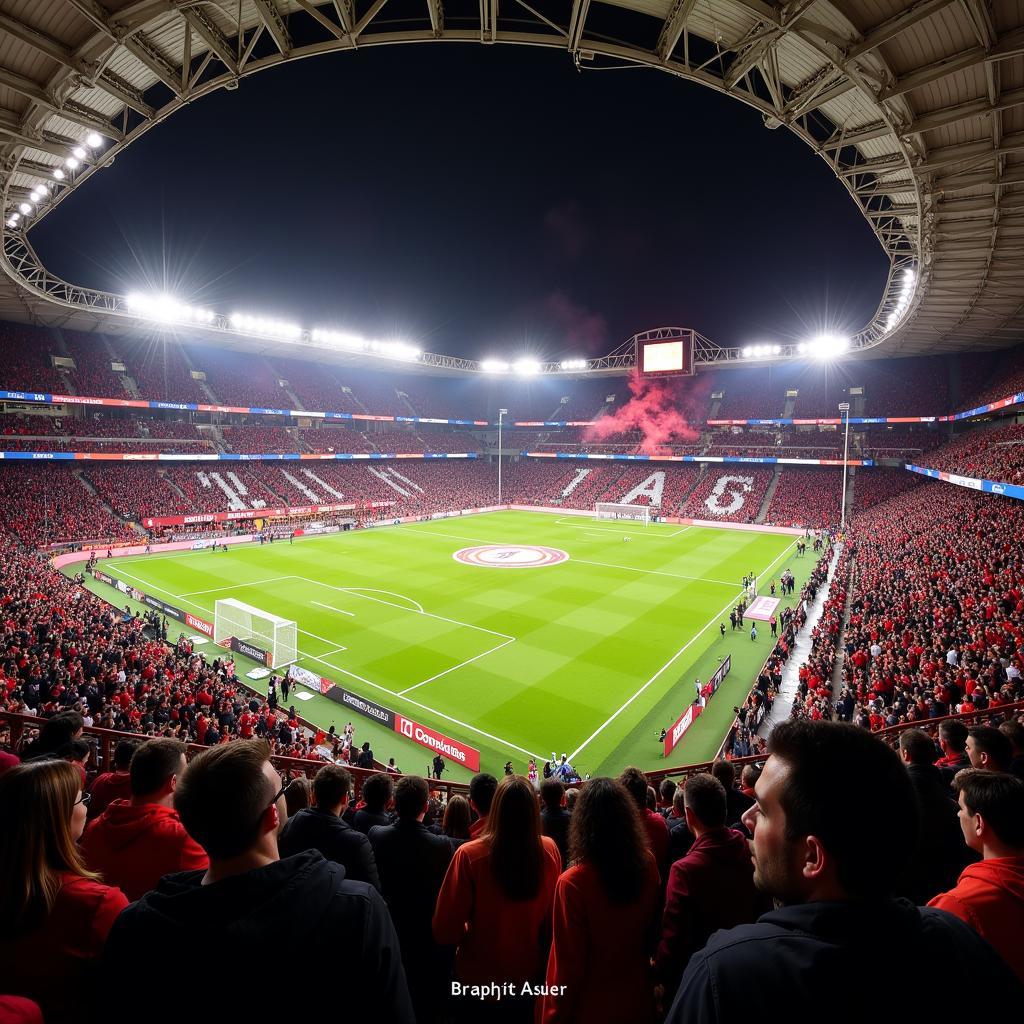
left=620, top=471, right=665, bottom=508
left=705, top=475, right=754, bottom=516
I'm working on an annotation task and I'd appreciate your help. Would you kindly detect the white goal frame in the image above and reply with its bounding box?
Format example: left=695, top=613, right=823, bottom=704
left=595, top=502, right=651, bottom=526
left=213, top=598, right=298, bottom=669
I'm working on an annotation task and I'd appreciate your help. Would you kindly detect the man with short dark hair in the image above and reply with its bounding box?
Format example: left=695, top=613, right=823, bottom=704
left=667, top=788, right=695, bottom=864
left=929, top=771, right=1024, bottom=984
left=998, top=719, right=1024, bottom=779
left=656, top=773, right=766, bottom=1000
left=82, top=738, right=207, bottom=900
left=665, top=720, right=1022, bottom=1024
left=896, top=729, right=975, bottom=903
left=467, top=772, right=498, bottom=838
left=278, top=764, right=379, bottom=889
left=100, top=740, right=413, bottom=1024
left=710, top=759, right=754, bottom=828
left=619, top=765, right=670, bottom=875
left=966, top=726, right=1013, bottom=772
left=369, top=775, right=455, bottom=1024
left=935, top=719, right=970, bottom=781
left=88, top=739, right=137, bottom=819
left=354, top=772, right=394, bottom=834
left=539, top=778, right=571, bottom=864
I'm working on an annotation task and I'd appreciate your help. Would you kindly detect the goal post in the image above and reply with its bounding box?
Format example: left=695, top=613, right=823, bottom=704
left=213, top=598, right=298, bottom=669
left=595, top=502, right=651, bottom=526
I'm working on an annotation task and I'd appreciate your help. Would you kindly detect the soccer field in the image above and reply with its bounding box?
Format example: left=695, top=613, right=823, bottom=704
left=80, top=511, right=811, bottom=780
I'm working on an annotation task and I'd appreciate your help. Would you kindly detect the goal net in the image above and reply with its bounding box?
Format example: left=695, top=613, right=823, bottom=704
left=213, top=598, right=298, bottom=669
left=595, top=502, right=651, bottom=526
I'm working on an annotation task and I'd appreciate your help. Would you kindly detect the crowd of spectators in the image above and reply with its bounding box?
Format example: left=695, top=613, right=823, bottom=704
left=220, top=424, right=299, bottom=454
left=680, top=468, right=773, bottom=523
left=765, top=468, right=844, bottom=528
left=920, top=422, right=1024, bottom=484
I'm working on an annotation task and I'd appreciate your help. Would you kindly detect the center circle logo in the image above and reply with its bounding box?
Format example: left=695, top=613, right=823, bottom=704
left=453, top=545, right=569, bottom=568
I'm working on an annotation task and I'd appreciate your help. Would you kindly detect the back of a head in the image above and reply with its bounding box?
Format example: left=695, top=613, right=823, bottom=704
left=617, top=766, right=649, bottom=811
left=113, top=740, right=138, bottom=771
left=568, top=777, right=649, bottom=903
left=174, top=741, right=274, bottom=860
left=969, top=726, right=1013, bottom=771
left=312, top=764, right=352, bottom=809
left=999, top=718, right=1024, bottom=755
left=740, top=764, right=762, bottom=790
left=443, top=794, right=472, bottom=839
left=939, top=719, right=968, bottom=750
left=898, top=729, right=937, bottom=766
left=0, top=760, right=92, bottom=930
left=285, top=777, right=311, bottom=817
left=60, top=738, right=92, bottom=765
left=34, top=712, right=84, bottom=755
left=469, top=772, right=498, bottom=816
left=659, top=778, right=677, bottom=805
left=393, top=775, right=429, bottom=820
left=711, top=759, right=735, bottom=789
left=486, top=775, right=544, bottom=901
left=684, top=773, right=728, bottom=830
left=955, top=770, right=1024, bottom=849
left=540, top=777, right=564, bottom=812
left=130, top=739, right=186, bottom=799
left=767, top=719, right=919, bottom=899
left=361, top=772, right=393, bottom=813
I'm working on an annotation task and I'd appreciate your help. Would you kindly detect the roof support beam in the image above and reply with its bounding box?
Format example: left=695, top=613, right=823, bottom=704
left=181, top=9, right=240, bottom=75
left=95, top=70, right=154, bottom=118
left=251, top=0, right=293, bottom=55
left=907, top=87, right=1024, bottom=135
left=331, top=0, right=355, bottom=34
left=784, top=75, right=857, bottom=119
left=818, top=121, right=892, bottom=151
left=426, top=0, right=444, bottom=37
left=0, top=109, right=88, bottom=161
left=122, top=34, right=183, bottom=97
left=917, top=131, right=1024, bottom=173
left=568, top=0, right=593, bottom=53
left=62, top=0, right=116, bottom=39
left=0, top=13, right=88, bottom=75
left=724, top=0, right=819, bottom=90
left=656, top=0, right=698, bottom=63
left=847, top=0, right=956, bottom=58
left=0, top=67, right=120, bottom=139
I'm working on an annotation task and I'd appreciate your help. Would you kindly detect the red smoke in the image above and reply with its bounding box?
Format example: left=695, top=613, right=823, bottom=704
left=583, top=370, right=710, bottom=455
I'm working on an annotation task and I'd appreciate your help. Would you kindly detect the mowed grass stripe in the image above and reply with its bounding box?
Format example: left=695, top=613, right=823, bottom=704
left=91, top=512, right=809, bottom=778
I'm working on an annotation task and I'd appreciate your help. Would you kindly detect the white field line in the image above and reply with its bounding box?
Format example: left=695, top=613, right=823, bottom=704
left=312, top=600, right=355, bottom=617
left=337, top=587, right=424, bottom=614
left=568, top=538, right=799, bottom=763
left=181, top=576, right=298, bottom=596
left=398, top=525, right=499, bottom=546
left=317, top=646, right=349, bottom=658
left=298, top=629, right=349, bottom=651
left=108, top=566, right=539, bottom=760
left=398, top=637, right=517, bottom=696
left=295, top=577, right=514, bottom=642
left=572, top=558, right=737, bottom=588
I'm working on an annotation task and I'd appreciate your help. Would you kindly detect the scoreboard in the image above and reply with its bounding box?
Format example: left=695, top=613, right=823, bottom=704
left=638, top=334, right=694, bottom=378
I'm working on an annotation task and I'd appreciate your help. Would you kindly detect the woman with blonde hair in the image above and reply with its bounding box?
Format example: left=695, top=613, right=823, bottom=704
left=434, top=775, right=562, bottom=1022
left=0, top=759, right=128, bottom=1023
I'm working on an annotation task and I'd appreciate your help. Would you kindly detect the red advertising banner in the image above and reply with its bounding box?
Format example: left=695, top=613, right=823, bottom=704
left=394, top=713, right=481, bottom=772
left=664, top=702, right=703, bottom=757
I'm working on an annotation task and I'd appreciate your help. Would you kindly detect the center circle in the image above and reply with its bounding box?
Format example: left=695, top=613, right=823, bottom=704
left=453, top=545, right=570, bottom=568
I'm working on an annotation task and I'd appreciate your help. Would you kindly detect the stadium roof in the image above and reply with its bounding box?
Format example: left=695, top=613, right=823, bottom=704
left=0, top=0, right=1022, bottom=367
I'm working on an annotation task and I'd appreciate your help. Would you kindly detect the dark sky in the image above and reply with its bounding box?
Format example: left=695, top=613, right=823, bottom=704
left=31, top=44, right=888, bottom=361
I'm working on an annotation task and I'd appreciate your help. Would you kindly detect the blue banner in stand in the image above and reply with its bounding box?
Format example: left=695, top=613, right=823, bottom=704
left=905, top=464, right=1024, bottom=501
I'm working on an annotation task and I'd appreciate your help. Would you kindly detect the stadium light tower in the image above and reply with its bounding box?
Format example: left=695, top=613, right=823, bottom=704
left=498, top=408, right=508, bottom=505
left=839, top=402, right=851, bottom=530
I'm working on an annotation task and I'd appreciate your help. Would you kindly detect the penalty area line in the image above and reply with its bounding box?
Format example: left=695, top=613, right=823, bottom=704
left=568, top=538, right=799, bottom=764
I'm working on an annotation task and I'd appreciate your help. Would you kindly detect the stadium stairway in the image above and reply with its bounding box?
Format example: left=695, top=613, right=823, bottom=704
left=280, top=378, right=306, bottom=412
left=755, top=468, right=782, bottom=523
left=160, top=469, right=188, bottom=500
left=768, top=543, right=843, bottom=729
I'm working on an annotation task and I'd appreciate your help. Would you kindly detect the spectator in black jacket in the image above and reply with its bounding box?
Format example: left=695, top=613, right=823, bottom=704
left=278, top=764, right=380, bottom=890
left=665, top=721, right=1022, bottom=1024
left=667, top=787, right=695, bottom=864
left=539, top=778, right=571, bottom=864
left=369, top=775, right=455, bottom=1024
left=100, top=740, right=413, bottom=1024
left=353, top=772, right=393, bottom=834
left=710, top=759, right=753, bottom=829
left=897, top=729, right=975, bottom=904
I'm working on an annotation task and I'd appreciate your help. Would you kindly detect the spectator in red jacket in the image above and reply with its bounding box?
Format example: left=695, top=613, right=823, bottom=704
left=619, top=765, right=670, bottom=877
left=656, top=773, right=767, bottom=1000
left=434, top=775, right=562, bottom=1022
left=540, top=777, right=660, bottom=1024
left=81, top=738, right=207, bottom=900
left=0, top=760, right=128, bottom=1024
left=929, top=770, right=1024, bottom=984
left=87, top=739, right=137, bottom=819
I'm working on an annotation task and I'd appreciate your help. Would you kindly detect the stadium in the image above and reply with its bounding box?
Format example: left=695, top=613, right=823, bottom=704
left=1, top=1, right=1023, bottom=1022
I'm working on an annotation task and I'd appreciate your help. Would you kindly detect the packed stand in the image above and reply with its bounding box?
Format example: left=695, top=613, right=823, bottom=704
left=920, top=422, right=1024, bottom=484
left=680, top=468, right=773, bottom=523
left=221, top=424, right=299, bottom=454
left=0, top=322, right=67, bottom=393
left=60, top=332, right=127, bottom=398
left=859, top=426, right=945, bottom=460
left=765, top=468, right=844, bottom=529
left=118, top=336, right=208, bottom=405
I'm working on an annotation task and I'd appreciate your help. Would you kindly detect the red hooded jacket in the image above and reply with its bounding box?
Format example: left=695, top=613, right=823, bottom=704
left=928, top=855, right=1024, bottom=984
left=81, top=800, right=208, bottom=901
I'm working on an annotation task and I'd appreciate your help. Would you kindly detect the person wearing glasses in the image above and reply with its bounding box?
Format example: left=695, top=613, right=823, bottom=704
left=98, top=740, right=413, bottom=1024
left=0, top=760, right=129, bottom=1024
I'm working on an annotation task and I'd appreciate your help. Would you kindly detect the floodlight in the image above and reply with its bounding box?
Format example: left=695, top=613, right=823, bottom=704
left=53, top=168, right=65, bottom=180
left=560, top=358, right=587, bottom=371
left=514, top=358, right=541, bottom=376
left=65, top=157, right=79, bottom=169
left=481, top=359, right=510, bottom=373
left=806, top=334, right=849, bottom=359
left=18, top=203, right=31, bottom=215
left=29, top=191, right=42, bottom=203
left=86, top=133, right=103, bottom=149
left=741, top=346, right=752, bottom=358
left=771, top=344, right=782, bottom=355
left=797, top=342, right=807, bottom=354
left=72, top=146, right=86, bottom=160
left=6, top=217, right=17, bottom=227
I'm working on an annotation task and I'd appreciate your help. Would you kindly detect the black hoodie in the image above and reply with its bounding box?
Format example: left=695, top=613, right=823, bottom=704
left=666, top=898, right=1023, bottom=1024
left=99, top=850, right=413, bottom=1024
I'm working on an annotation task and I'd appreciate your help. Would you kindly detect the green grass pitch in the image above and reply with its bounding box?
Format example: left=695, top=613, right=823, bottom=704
left=73, top=511, right=816, bottom=781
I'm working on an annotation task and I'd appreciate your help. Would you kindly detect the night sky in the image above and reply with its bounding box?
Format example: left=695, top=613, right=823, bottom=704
left=31, top=44, right=888, bottom=361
